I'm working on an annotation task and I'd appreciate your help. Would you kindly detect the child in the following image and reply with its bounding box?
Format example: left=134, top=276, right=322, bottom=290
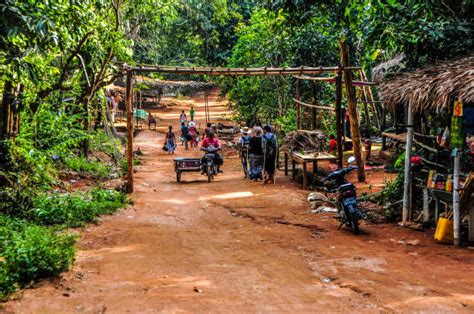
left=364, top=137, right=372, bottom=161
left=190, top=106, right=195, bottom=121
left=179, top=110, right=187, bottom=124
left=328, top=134, right=337, bottom=154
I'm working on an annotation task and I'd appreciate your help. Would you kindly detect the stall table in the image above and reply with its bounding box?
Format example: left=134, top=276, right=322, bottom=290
left=281, top=147, right=337, bottom=189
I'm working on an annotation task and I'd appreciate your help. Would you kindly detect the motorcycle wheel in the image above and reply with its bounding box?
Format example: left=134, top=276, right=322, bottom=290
left=349, top=212, right=360, bottom=234
left=207, top=167, right=213, bottom=182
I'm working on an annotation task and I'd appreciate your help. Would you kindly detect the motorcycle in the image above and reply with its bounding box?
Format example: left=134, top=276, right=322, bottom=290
left=321, top=156, right=367, bottom=234
left=201, top=147, right=221, bottom=182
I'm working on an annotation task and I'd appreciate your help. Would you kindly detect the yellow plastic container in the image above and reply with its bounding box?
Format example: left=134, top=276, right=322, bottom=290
left=434, top=217, right=454, bottom=244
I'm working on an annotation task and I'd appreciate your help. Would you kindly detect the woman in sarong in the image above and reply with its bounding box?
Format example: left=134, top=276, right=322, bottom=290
left=262, top=125, right=277, bottom=184
left=248, top=126, right=264, bottom=181
left=165, top=125, right=176, bottom=154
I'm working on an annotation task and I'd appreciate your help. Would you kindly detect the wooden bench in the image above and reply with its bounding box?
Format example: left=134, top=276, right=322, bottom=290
left=281, top=147, right=337, bottom=189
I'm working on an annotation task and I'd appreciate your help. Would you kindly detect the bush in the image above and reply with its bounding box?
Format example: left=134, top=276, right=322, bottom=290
left=63, top=156, right=111, bottom=179
left=30, top=189, right=127, bottom=228
left=0, top=216, right=76, bottom=299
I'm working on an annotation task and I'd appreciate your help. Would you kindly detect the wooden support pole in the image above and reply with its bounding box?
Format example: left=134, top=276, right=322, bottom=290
left=335, top=66, right=343, bottom=168
left=402, top=100, right=414, bottom=225
left=339, top=39, right=365, bottom=181
left=453, top=150, right=461, bottom=246
left=311, top=81, right=317, bottom=130
left=296, top=79, right=301, bottom=130
left=381, top=103, right=387, bottom=151
left=125, top=71, right=134, bottom=193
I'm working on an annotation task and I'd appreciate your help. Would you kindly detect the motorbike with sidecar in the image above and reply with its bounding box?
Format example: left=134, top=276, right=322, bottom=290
left=174, top=147, right=221, bottom=183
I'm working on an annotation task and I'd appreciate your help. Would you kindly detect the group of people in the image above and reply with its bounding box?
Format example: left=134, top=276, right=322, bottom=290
left=237, top=125, right=277, bottom=184
left=165, top=107, right=277, bottom=184
left=164, top=107, right=198, bottom=154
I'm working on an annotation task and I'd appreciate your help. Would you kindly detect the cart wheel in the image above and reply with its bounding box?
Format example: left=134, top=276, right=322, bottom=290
left=176, top=171, right=181, bottom=183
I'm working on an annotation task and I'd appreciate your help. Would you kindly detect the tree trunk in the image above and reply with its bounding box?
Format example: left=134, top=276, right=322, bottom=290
left=0, top=81, right=14, bottom=140
left=339, top=39, right=365, bottom=182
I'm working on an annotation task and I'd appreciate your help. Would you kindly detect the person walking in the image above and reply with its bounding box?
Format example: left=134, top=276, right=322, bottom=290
left=165, top=125, right=176, bottom=154
left=180, top=122, right=189, bottom=150
left=179, top=110, right=187, bottom=124
left=248, top=126, right=264, bottom=181
left=190, top=106, right=195, bottom=121
left=188, top=121, right=198, bottom=147
left=262, top=125, right=277, bottom=184
left=237, top=127, right=251, bottom=178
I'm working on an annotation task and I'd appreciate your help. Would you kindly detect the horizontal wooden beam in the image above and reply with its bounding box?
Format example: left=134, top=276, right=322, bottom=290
left=293, top=98, right=334, bottom=111
left=123, top=64, right=362, bottom=76
left=293, top=75, right=377, bottom=86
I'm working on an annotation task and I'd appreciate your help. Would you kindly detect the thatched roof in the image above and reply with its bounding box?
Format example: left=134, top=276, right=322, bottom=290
left=372, top=53, right=406, bottom=82
left=378, top=54, right=474, bottom=113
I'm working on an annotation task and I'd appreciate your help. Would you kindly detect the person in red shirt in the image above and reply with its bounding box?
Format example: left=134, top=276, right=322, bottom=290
left=201, top=134, right=221, bottom=149
left=328, top=134, right=337, bottom=154
left=201, top=130, right=223, bottom=172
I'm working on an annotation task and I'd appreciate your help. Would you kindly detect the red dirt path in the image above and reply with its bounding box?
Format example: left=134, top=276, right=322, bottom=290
left=4, top=91, right=474, bottom=313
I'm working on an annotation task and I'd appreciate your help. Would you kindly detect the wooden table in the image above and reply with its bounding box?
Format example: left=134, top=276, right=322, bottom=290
left=281, top=148, right=337, bottom=189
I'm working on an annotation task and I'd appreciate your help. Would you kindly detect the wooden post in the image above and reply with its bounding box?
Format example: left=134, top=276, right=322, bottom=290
left=381, top=103, right=387, bottom=151
left=335, top=66, right=343, bottom=168
left=453, top=149, right=461, bottom=246
left=296, top=79, right=301, bottom=129
left=125, top=70, right=134, bottom=193
left=402, top=100, right=414, bottom=225
left=303, top=161, right=308, bottom=190
left=423, top=188, right=429, bottom=224
left=339, top=39, right=365, bottom=181
left=311, top=81, right=317, bottom=130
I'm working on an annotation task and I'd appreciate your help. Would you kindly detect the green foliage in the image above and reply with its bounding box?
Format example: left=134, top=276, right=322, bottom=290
left=30, top=189, right=127, bottom=228
left=0, top=215, right=76, bottom=298
left=274, top=109, right=296, bottom=135
left=63, top=156, right=111, bottom=179
left=394, top=151, right=406, bottom=169
left=380, top=173, right=405, bottom=221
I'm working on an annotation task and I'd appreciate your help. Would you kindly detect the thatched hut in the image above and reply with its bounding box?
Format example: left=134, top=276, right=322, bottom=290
left=375, top=54, right=474, bottom=245
left=376, top=54, right=474, bottom=114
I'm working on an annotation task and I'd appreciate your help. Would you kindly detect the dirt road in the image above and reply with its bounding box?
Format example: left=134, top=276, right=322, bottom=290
left=5, top=92, right=474, bottom=313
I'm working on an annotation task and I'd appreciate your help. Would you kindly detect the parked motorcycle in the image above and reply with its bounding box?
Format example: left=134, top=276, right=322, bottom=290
left=321, top=156, right=367, bottom=233
left=201, top=147, right=221, bottom=182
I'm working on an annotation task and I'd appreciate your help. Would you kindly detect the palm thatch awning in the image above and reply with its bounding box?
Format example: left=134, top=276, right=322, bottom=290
left=378, top=54, right=474, bottom=113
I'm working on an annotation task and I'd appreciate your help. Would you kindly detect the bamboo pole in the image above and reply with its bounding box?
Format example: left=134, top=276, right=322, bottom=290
left=339, top=39, right=365, bottom=182
left=292, top=98, right=333, bottom=110
left=402, top=100, right=414, bottom=225
left=381, top=103, right=387, bottom=150
left=125, top=71, right=134, bottom=193
left=311, top=81, right=317, bottom=130
left=128, top=65, right=363, bottom=76
left=453, top=149, right=461, bottom=246
left=293, top=75, right=377, bottom=86
left=335, top=66, right=343, bottom=168
left=296, top=79, right=301, bottom=129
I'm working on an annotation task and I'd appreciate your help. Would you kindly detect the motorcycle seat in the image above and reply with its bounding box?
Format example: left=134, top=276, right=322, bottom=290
left=338, top=183, right=355, bottom=191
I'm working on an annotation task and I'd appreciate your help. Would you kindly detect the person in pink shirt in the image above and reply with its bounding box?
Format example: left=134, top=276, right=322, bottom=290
left=201, top=130, right=223, bottom=172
